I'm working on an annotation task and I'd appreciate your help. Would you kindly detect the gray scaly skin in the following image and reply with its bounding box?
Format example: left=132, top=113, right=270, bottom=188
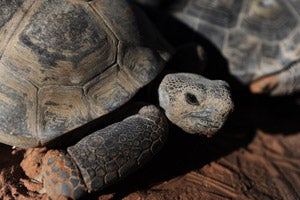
left=41, top=106, right=168, bottom=199
left=159, top=73, right=232, bottom=136
left=40, top=75, right=233, bottom=199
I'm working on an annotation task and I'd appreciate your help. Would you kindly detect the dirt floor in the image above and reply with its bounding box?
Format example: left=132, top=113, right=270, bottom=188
left=0, top=94, right=299, bottom=200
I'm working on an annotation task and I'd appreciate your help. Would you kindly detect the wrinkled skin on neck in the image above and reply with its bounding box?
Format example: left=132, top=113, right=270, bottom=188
left=159, top=73, right=233, bottom=137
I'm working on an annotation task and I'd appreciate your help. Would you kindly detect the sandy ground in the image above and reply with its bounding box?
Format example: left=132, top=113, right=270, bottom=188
left=0, top=94, right=299, bottom=200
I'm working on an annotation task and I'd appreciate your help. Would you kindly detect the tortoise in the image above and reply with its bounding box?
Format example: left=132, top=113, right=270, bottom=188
left=137, top=0, right=300, bottom=95
left=0, top=0, right=233, bottom=199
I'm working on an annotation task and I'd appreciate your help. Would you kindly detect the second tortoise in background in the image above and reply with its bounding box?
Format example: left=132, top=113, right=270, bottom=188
left=136, top=0, right=300, bottom=95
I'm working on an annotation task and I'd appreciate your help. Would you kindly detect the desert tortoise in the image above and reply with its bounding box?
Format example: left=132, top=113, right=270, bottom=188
left=138, top=0, right=300, bottom=95
left=0, top=0, right=233, bottom=199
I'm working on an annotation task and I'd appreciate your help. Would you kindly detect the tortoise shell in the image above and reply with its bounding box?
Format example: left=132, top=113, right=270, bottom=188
left=171, top=0, right=300, bottom=84
left=0, top=0, right=167, bottom=148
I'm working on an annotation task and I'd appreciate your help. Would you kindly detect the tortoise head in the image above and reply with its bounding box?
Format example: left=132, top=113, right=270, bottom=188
left=159, top=73, right=233, bottom=137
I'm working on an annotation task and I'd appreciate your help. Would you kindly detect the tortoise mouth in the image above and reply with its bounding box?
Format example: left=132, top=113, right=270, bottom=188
left=175, top=111, right=224, bottom=135
left=190, top=116, right=222, bottom=130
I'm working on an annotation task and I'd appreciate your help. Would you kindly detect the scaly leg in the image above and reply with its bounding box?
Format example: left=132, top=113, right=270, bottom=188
left=41, top=105, right=168, bottom=199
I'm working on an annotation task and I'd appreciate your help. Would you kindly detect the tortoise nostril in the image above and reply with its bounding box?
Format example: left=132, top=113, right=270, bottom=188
left=185, top=93, right=200, bottom=105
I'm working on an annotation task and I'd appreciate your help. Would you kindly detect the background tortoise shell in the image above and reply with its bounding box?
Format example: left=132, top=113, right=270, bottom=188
left=0, top=0, right=167, bottom=148
left=170, top=0, right=300, bottom=84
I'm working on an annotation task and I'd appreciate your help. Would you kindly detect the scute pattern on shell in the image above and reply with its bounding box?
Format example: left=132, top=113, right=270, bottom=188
left=172, top=0, right=300, bottom=83
left=0, top=0, right=24, bottom=29
left=0, top=0, right=166, bottom=147
left=20, top=2, right=103, bottom=67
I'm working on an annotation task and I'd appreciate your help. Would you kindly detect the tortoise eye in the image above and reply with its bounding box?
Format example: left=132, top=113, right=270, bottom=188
left=185, top=93, right=200, bottom=105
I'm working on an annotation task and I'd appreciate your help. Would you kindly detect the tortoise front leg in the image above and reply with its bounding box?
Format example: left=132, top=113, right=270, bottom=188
left=41, top=105, right=168, bottom=199
left=250, top=62, right=300, bottom=95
